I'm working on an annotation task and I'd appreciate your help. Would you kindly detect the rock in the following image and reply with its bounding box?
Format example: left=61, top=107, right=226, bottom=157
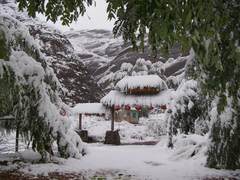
left=104, top=130, right=121, bottom=145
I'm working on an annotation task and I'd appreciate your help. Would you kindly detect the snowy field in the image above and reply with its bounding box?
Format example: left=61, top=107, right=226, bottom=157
left=1, top=135, right=240, bottom=179
left=0, top=116, right=240, bottom=179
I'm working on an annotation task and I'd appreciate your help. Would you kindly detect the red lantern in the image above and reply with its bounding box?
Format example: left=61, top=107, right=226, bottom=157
left=148, top=105, right=154, bottom=110
left=125, top=105, right=131, bottom=111
left=114, top=105, right=121, bottom=111
left=135, top=105, right=142, bottom=111
left=160, top=104, right=167, bottom=110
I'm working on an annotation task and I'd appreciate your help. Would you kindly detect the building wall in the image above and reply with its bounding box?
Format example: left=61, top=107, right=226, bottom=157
left=114, top=109, right=139, bottom=124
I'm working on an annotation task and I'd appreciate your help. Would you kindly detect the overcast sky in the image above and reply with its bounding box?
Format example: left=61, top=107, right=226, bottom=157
left=38, top=0, right=114, bottom=32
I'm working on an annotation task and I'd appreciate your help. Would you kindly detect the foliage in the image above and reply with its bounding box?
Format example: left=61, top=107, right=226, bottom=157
left=0, top=30, right=9, bottom=60
left=0, top=16, right=84, bottom=160
left=167, top=79, right=208, bottom=135
left=107, top=0, right=240, bottom=169
left=17, top=0, right=93, bottom=25
left=0, top=59, right=18, bottom=132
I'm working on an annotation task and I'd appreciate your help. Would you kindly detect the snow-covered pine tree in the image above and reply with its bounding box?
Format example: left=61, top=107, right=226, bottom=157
left=112, top=62, right=133, bottom=84
left=167, top=79, right=206, bottom=135
left=100, top=58, right=167, bottom=91
left=132, top=58, right=151, bottom=75
left=0, top=15, right=85, bottom=161
left=165, top=53, right=209, bottom=147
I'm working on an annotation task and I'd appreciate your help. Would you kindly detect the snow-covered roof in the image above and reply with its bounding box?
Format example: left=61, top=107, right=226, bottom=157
left=72, top=103, right=106, bottom=115
left=101, top=90, right=173, bottom=107
left=116, top=75, right=167, bottom=92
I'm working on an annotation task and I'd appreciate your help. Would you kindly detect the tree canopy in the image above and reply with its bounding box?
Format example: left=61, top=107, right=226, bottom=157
left=17, top=0, right=93, bottom=25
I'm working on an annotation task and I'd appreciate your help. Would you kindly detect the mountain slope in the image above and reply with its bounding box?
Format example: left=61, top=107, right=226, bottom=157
left=28, top=25, right=104, bottom=105
left=66, top=29, right=186, bottom=93
left=0, top=0, right=104, bottom=105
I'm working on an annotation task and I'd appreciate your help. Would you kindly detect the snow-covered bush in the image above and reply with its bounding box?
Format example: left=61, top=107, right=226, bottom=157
left=165, top=53, right=209, bottom=142
left=170, top=134, right=208, bottom=160
left=111, top=63, right=133, bottom=84
left=166, top=79, right=209, bottom=147
left=207, top=92, right=240, bottom=169
left=0, top=15, right=85, bottom=160
left=99, top=58, right=168, bottom=91
left=169, top=80, right=201, bottom=133
left=166, top=73, right=184, bottom=90
left=146, top=115, right=168, bottom=136
left=149, top=61, right=164, bottom=76
left=120, top=62, right=133, bottom=72
left=132, top=58, right=150, bottom=75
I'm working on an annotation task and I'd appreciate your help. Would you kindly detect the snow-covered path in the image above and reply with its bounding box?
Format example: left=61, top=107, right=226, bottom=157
left=18, top=137, right=240, bottom=180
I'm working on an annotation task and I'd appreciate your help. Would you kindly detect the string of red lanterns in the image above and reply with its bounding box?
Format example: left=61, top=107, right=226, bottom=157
left=114, top=104, right=167, bottom=111
left=114, top=105, right=121, bottom=111
left=135, top=105, right=142, bottom=111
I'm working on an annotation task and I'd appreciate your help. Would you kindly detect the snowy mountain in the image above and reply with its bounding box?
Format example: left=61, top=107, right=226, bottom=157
left=65, top=29, right=124, bottom=75
left=66, top=29, right=187, bottom=93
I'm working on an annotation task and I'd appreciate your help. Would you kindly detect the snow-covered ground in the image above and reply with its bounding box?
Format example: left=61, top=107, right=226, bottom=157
left=1, top=135, right=240, bottom=180
left=1, top=115, right=240, bottom=179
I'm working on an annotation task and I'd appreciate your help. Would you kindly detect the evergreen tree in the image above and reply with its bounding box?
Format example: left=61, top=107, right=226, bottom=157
left=0, top=15, right=84, bottom=161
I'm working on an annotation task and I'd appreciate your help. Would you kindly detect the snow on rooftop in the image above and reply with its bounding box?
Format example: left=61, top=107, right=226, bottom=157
left=72, top=103, right=106, bottom=115
left=116, top=75, right=167, bottom=92
left=101, top=90, right=173, bottom=107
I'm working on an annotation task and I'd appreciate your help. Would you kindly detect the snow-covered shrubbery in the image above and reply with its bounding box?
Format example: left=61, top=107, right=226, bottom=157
left=166, top=73, right=185, bottom=90
left=0, top=15, right=85, bottom=161
left=132, top=58, right=151, bottom=75
left=167, top=80, right=203, bottom=134
left=146, top=114, right=168, bottom=137
left=164, top=54, right=209, bottom=148
left=207, top=92, right=240, bottom=169
left=99, top=58, right=167, bottom=90
left=170, top=134, right=208, bottom=160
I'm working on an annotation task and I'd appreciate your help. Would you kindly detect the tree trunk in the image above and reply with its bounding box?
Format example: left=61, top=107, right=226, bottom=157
left=111, top=106, right=114, bottom=131
left=15, top=122, right=19, bottom=152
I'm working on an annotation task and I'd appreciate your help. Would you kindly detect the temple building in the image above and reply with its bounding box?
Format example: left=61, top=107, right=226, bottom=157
left=101, top=75, right=171, bottom=125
